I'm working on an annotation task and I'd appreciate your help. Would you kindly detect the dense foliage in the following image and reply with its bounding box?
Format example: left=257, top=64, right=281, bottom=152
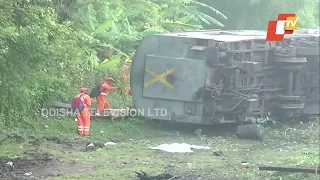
left=0, top=0, right=318, bottom=125
left=203, top=0, right=319, bottom=29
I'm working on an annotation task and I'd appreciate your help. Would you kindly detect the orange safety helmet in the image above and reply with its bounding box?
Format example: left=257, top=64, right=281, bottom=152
left=105, top=77, right=115, bottom=82
left=121, top=64, right=129, bottom=70
left=80, top=87, right=87, bottom=93
left=120, top=65, right=129, bottom=75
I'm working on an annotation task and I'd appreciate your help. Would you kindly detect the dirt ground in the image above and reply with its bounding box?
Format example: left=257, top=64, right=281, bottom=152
left=0, top=118, right=319, bottom=180
left=0, top=134, right=213, bottom=180
left=0, top=136, right=95, bottom=180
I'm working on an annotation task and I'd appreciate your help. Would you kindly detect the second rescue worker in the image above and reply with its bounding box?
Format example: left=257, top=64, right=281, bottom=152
left=74, top=87, right=91, bottom=136
left=120, top=64, right=131, bottom=96
left=95, top=77, right=118, bottom=115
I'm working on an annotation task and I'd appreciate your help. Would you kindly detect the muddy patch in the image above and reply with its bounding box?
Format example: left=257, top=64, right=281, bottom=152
left=27, top=136, right=109, bottom=152
left=42, top=136, right=116, bottom=152
left=28, top=136, right=73, bottom=147
left=0, top=152, right=53, bottom=179
left=1, top=135, right=116, bottom=179
left=0, top=152, right=93, bottom=180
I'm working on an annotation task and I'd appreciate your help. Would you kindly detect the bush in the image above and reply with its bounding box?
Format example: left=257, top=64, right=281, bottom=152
left=0, top=3, right=95, bottom=126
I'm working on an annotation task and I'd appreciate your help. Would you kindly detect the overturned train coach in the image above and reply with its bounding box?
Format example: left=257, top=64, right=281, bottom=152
left=130, top=30, right=319, bottom=124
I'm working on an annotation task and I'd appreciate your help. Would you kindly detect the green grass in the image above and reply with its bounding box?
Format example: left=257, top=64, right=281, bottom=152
left=1, top=117, right=319, bottom=180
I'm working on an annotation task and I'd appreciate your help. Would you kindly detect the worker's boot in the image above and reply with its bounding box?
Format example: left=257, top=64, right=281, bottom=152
left=83, top=131, right=89, bottom=136
left=95, top=110, right=101, bottom=116
left=78, top=130, right=84, bottom=136
left=83, top=127, right=89, bottom=136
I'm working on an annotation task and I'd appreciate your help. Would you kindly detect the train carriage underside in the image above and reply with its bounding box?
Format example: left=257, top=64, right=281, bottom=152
left=130, top=29, right=320, bottom=124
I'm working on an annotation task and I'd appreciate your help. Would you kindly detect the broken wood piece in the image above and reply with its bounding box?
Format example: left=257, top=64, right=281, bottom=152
left=259, top=166, right=320, bottom=174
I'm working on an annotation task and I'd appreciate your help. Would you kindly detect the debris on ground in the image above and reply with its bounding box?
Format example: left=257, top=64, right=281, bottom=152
left=142, top=161, right=153, bottom=165
left=0, top=153, right=54, bottom=179
left=6, top=161, right=14, bottom=167
left=0, top=151, right=93, bottom=179
left=149, top=143, right=210, bottom=153
left=87, top=143, right=94, bottom=147
left=213, top=151, right=224, bottom=156
left=235, top=124, right=266, bottom=141
left=135, top=171, right=175, bottom=180
left=24, top=172, right=32, bottom=176
left=259, top=166, right=320, bottom=174
left=85, top=142, right=104, bottom=151
left=85, top=142, right=116, bottom=151
left=240, top=161, right=250, bottom=168
left=104, top=142, right=116, bottom=146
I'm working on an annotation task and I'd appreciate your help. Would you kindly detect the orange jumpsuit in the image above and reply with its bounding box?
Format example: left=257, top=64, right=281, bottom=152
left=75, top=92, right=91, bottom=136
left=120, top=64, right=131, bottom=96
left=96, top=80, right=118, bottom=114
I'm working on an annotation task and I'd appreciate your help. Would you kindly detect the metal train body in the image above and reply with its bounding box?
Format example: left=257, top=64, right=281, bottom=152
left=130, top=29, right=319, bottom=124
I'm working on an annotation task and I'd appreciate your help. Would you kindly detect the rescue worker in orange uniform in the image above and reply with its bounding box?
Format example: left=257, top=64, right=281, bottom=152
left=75, top=87, right=92, bottom=136
left=95, top=77, right=118, bottom=115
left=120, top=64, right=131, bottom=96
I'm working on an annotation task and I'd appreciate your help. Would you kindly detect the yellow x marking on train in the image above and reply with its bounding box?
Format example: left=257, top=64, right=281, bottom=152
left=144, top=67, right=175, bottom=89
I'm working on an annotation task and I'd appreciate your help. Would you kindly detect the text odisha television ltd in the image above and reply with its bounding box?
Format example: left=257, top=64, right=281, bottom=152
left=266, top=13, right=298, bottom=41
left=40, top=108, right=168, bottom=117
left=97, top=108, right=168, bottom=117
